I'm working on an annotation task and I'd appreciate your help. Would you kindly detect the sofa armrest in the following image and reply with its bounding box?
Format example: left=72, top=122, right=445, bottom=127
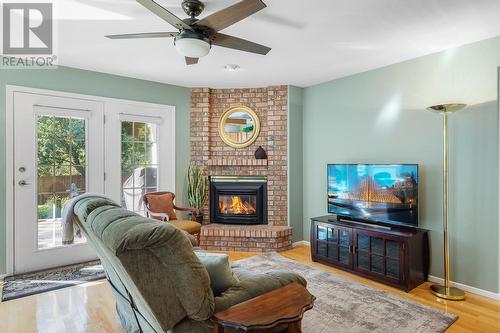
left=146, top=210, right=169, bottom=221
left=173, top=205, right=200, bottom=221
left=214, top=268, right=306, bottom=313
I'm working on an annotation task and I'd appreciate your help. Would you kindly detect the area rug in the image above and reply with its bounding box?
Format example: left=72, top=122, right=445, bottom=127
left=235, top=253, right=457, bottom=333
left=1, top=261, right=105, bottom=301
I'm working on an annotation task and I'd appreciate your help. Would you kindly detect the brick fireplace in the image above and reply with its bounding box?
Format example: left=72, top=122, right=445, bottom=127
left=190, top=86, right=292, bottom=252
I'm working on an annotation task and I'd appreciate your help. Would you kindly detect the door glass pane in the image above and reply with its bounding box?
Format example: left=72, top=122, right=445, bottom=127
left=357, top=233, right=369, bottom=251
left=339, top=246, right=350, bottom=264
left=371, top=255, right=384, bottom=274
left=121, top=121, right=158, bottom=214
left=387, top=258, right=400, bottom=278
left=371, top=237, right=384, bottom=255
left=317, top=226, right=327, bottom=240
left=327, top=244, right=338, bottom=260
left=37, top=115, right=87, bottom=249
left=386, top=240, right=399, bottom=258
left=317, top=241, right=327, bottom=257
left=327, top=228, right=337, bottom=243
left=357, top=251, right=369, bottom=270
left=339, top=229, right=350, bottom=246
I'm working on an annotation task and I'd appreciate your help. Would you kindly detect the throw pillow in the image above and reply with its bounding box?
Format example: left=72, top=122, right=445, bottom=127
left=146, top=193, right=177, bottom=220
left=196, top=252, right=239, bottom=296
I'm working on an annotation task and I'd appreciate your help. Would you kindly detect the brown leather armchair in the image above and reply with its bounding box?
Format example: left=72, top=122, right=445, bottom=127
left=143, top=191, right=202, bottom=244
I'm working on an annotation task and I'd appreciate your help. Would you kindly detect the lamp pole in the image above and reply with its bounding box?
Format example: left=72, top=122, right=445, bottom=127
left=427, top=103, right=466, bottom=301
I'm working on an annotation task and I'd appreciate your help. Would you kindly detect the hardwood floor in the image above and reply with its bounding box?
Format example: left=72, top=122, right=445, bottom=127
left=0, top=245, right=499, bottom=333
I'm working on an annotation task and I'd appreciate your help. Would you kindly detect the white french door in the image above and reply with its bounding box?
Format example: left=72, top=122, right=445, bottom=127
left=104, top=102, right=176, bottom=213
left=13, top=92, right=104, bottom=274
left=9, top=88, right=175, bottom=274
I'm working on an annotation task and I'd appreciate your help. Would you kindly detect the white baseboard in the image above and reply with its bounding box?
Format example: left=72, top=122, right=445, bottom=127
left=292, top=240, right=310, bottom=247
left=428, top=275, right=500, bottom=300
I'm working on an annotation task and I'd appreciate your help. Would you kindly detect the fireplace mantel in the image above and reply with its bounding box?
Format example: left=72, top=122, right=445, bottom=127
left=207, top=159, right=268, bottom=167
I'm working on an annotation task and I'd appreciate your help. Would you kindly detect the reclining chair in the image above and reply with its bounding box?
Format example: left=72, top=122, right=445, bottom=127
left=70, top=196, right=306, bottom=332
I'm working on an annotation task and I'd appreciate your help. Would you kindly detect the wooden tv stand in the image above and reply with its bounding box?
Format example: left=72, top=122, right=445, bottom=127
left=310, top=215, right=429, bottom=292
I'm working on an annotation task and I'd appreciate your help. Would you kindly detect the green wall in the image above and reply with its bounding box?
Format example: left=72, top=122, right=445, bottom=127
left=288, top=86, right=304, bottom=242
left=0, top=65, right=191, bottom=275
left=302, top=37, right=500, bottom=293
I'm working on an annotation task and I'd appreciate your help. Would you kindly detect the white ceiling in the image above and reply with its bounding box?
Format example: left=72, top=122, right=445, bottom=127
left=51, top=0, right=500, bottom=88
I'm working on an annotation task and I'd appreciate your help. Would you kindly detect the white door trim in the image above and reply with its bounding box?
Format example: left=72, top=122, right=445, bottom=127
left=5, top=86, right=15, bottom=276
left=497, top=67, right=500, bottom=295
left=5, top=84, right=176, bottom=276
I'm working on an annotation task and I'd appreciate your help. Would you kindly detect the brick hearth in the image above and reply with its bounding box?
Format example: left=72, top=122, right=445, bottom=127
left=190, top=86, right=291, bottom=252
left=200, top=224, right=293, bottom=252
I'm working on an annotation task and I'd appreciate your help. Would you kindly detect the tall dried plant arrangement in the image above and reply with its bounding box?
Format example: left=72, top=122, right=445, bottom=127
left=187, top=165, right=207, bottom=212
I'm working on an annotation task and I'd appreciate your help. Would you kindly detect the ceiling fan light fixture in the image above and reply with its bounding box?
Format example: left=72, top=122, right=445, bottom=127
left=175, top=32, right=211, bottom=58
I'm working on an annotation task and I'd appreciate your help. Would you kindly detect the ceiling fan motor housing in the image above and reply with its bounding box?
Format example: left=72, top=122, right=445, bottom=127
left=182, top=0, right=205, bottom=18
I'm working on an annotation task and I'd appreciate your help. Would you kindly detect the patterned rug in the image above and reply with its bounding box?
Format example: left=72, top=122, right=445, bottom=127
left=235, top=253, right=457, bottom=333
left=1, top=261, right=106, bottom=301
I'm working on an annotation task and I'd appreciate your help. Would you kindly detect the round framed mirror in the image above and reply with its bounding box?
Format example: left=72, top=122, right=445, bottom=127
left=218, top=106, right=260, bottom=148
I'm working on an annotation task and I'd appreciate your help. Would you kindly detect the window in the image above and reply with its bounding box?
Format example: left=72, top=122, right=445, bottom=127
left=121, top=121, right=158, bottom=215
left=36, top=115, right=87, bottom=249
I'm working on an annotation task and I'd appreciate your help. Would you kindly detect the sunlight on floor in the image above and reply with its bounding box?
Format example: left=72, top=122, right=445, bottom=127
left=37, top=220, right=86, bottom=250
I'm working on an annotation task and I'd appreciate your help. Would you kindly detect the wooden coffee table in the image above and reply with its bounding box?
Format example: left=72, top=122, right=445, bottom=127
left=212, top=283, right=315, bottom=332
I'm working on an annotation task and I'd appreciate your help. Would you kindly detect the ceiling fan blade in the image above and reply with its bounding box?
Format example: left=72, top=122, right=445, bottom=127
left=196, top=0, right=266, bottom=32
left=212, top=33, right=271, bottom=55
left=136, top=0, right=193, bottom=31
left=105, top=32, right=178, bottom=39
left=185, top=57, right=199, bottom=65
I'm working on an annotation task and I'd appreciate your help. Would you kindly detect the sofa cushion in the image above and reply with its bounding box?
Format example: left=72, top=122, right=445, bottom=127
left=146, top=193, right=177, bottom=220
left=214, top=268, right=307, bottom=313
left=196, top=253, right=239, bottom=296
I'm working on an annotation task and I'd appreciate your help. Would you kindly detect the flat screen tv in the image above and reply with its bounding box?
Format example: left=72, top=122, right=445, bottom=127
left=327, top=164, right=418, bottom=228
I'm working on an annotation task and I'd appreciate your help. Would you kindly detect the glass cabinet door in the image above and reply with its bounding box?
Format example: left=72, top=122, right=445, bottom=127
left=354, top=231, right=403, bottom=281
left=314, top=223, right=352, bottom=267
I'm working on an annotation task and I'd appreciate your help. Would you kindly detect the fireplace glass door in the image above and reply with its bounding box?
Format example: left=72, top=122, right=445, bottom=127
left=218, top=194, right=257, bottom=215
left=210, top=176, right=267, bottom=225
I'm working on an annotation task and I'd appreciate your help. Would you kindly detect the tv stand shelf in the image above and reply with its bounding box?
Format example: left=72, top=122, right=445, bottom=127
left=310, top=215, right=429, bottom=292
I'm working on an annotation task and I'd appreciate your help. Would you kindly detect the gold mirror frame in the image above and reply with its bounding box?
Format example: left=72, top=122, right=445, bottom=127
left=218, top=106, right=261, bottom=148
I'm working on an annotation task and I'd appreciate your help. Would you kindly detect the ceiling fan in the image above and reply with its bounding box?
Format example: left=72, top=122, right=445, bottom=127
left=106, top=0, right=271, bottom=65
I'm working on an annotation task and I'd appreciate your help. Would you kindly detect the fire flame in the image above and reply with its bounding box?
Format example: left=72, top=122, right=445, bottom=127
left=219, top=196, right=256, bottom=215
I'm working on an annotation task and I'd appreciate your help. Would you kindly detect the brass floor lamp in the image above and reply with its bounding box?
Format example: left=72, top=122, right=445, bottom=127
left=427, top=103, right=466, bottom=301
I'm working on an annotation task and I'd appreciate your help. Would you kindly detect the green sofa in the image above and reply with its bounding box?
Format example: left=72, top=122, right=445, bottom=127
left=71, top=196, right=306, bottom=333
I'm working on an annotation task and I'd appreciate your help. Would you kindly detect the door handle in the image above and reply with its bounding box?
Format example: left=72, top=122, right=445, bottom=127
left=18, top=180, right=31, bottom=186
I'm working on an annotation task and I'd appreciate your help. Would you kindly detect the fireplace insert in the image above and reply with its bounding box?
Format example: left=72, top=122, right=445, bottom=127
left=210, top=176, right=267, bottom=225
